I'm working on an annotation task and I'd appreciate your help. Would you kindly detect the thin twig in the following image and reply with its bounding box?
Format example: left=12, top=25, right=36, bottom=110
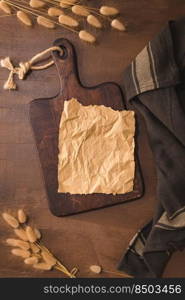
left=0, top=13, right=16, bottom=17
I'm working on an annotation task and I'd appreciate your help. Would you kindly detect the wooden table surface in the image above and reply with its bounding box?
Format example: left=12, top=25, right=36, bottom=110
left=0, top=0, right=185, bottom=278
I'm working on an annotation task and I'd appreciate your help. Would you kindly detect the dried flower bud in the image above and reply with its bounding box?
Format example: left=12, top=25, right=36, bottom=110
left=41, top=251, right=56, bottom=267
left=6, top=238, right=30, bottom=250
left=30, top=243, right=40, bottom=253
left=90, top=265, right=102, bottom=274
left=87, top=15, right=102, bottom=29
left=60, top=0, right=76, bottom=8
left=100, top=6, right=119, bottom=16
left=16, top=240, right=30, bottom=250
left=48, top=7, right=64, bottom=17
left=17, top=209, right=27, bottom=223
left=26, top=226, right=37, bottom=243
left=79, top=30, right=96, bottom=44
left=17, top=11, right=32, bottom=26
left=34, top=262, right=52, bottom=270
left=2, top=213, right=19, bottom=228
left=37, top=16, right=55, bottom=29
left=6, top=238, right=17, bottom=247
left=14, top=229, right=28, bottom=241
left=72, top=5, right=90, bottom=17
left=58, top=14, right=79, bottom=27
left=29, top=0, right=45, bottom=8
left=111, top=19, right=126, bottom=31
left=0, top=1, right=11, bottom=14
left=24, top=256, right=38, bottom=265
left=34, top=228, right=41, bottom=240
left=11, top=248, right=30, bottom=258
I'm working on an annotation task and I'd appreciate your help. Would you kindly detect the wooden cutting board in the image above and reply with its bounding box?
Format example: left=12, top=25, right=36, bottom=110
left=29, top=38, right=143, bottom=216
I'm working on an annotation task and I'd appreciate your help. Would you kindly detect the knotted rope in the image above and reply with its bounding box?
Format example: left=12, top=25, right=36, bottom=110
left=0, top=46, right=61, bottom=90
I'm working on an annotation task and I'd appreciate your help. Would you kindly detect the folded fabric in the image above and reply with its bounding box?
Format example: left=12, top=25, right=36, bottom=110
left=118, top=17, right=185, bottom=277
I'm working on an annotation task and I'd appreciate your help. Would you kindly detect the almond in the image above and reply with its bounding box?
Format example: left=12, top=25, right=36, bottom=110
left=111, top=19, right=126, bottom=31
left=41, top=251, right=56, bottom=267
left=6, top=238, right=30, bottom=250
left=0, top=1, right=11, bottom=14
left=48, top=7, right=64, bottom=17
left=29, top=0, right=45, bottom=8
left=6, top=238, right=17, bottom=247
left=72, top=5, right=90, bottom=17
left=30, top=243, right=40, bottom=253
left=11, top=248, right=30, bottom=258
left=60, top=0, right=76, bottom=8
left=37, top=16, right=55, bottom=29
left=58, top=14, right=79, bottom=27
left=34, top=262, right=52, bottom=270
left=24, top=256, right=38, bottom=265
left=90, top=265, right=102, bottom=274
left=34, top=228, right=41, bottom=240
left=79, top=30, right=96, bottom=43
left=17, top=11, right=32, bottom=27
left=17, top=209, right=27, bottom=223
left=26, top=226, right=37, bottom=243
left=14, top=229, right=28, bottom=241
left=87, top=15, right=102, bottom=29
left=2, top=213, right=19, bottom=228
left=100, top=6, right=119, bottom=16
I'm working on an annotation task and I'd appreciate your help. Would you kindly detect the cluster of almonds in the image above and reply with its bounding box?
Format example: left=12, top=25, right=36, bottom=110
left=0, top=0, right=126, bottom=44
left=2, top=209, right=77, bottom=277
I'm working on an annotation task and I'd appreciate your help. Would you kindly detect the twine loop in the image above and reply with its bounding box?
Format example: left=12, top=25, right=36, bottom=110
left=0, top=46, right=61, bottom=90
left=18, top=61, right=31, bottom=80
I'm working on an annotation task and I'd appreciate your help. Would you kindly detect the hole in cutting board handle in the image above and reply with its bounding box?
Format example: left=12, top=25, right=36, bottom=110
left=55, top=45, right=68, bottom=60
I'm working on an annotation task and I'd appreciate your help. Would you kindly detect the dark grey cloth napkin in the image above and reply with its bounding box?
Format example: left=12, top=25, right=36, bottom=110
left=118, top=17, right=185, bottom=278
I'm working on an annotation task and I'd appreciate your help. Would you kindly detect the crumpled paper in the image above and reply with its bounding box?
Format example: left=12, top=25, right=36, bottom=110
left=58, top=98, right=135, bottom=194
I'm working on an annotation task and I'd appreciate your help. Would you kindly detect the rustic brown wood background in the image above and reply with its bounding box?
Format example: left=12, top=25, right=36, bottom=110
left=0, top=0, right=185, bottom=278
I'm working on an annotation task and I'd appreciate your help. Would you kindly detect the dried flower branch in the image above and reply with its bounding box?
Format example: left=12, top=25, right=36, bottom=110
left=0, top=0, right=126, bottom=44
left=2, top=209, right=78, bottom=278
left=3, top=0, right=80, bottom=34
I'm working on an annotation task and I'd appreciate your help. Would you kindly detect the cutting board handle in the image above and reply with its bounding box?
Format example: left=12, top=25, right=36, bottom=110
left=52, top=38, right=80, bottom=94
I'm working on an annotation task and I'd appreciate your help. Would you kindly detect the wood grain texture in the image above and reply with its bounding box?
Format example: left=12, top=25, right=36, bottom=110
left=0, top=0, right=185, bottom=278
left=30, top=38, right=143, bottom=216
